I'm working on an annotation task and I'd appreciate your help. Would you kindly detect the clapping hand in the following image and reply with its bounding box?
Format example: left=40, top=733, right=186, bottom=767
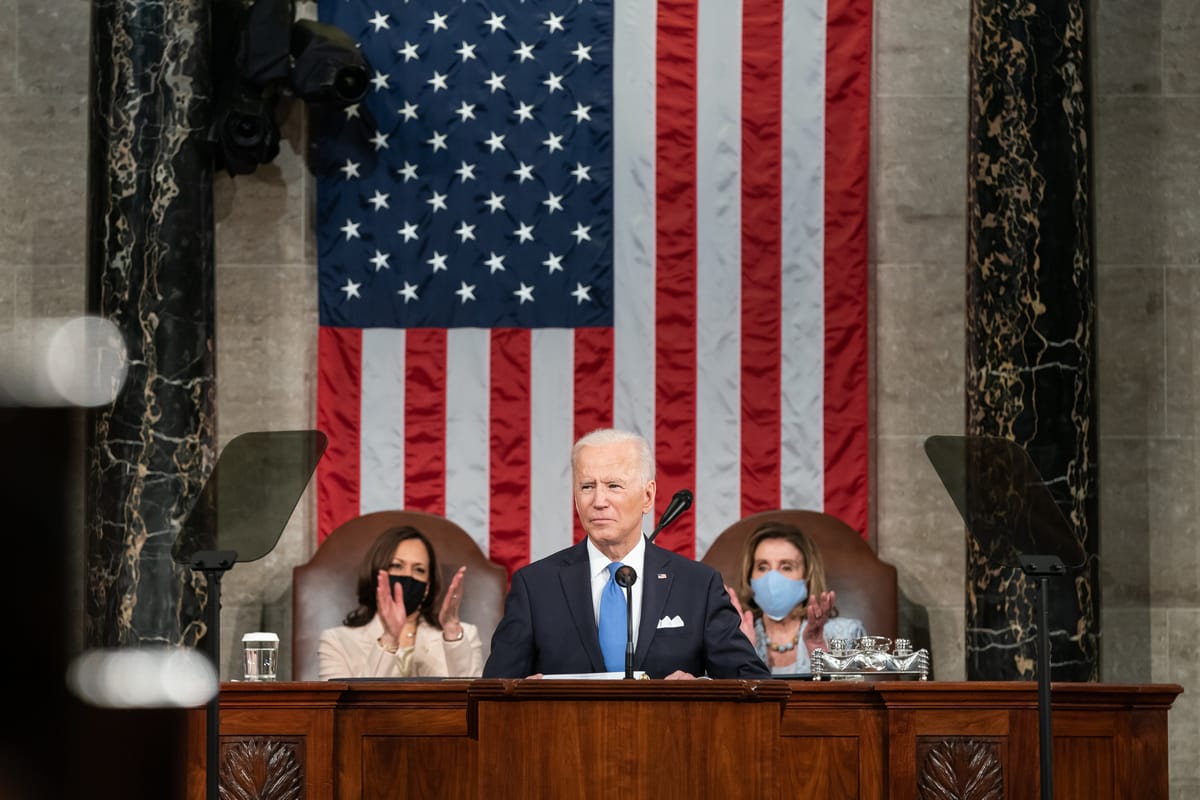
left=376, top=569, right=408, bottom=649
left=439, top=566, right=466, bottom=641
left=726, top=585, right=756, bottom=645
left=801, top=590, right=836, bottom=653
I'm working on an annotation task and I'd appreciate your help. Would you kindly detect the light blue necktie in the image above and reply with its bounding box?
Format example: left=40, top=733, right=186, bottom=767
left=598, top=562, right=627, bottom=672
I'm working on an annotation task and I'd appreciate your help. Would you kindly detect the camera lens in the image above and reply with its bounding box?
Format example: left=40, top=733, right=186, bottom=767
left=332, top=66, right=369, bottom=104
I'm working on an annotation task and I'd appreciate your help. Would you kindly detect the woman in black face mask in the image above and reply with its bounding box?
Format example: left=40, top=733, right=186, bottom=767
left=318, top=526, right=484, bottom=679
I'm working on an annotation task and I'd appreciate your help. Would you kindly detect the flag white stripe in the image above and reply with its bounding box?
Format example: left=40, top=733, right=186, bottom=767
left=694, top=0, right=744, bottom=554
left=612, top=0, right=658, bottom=534
left=530, top=329, right=575, bottom=561
left=780, top=0, right=827, bottom=510
left=445, top=328, right=490, bottom=554
left=359, top=328, right=406, bottom=514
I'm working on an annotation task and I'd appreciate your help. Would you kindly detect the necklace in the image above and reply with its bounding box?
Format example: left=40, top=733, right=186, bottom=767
left=765, top=630, right=800, bottom=653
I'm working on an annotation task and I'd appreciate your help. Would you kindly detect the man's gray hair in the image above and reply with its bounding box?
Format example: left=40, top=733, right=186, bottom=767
left=571, top=428, right=656, bottom=485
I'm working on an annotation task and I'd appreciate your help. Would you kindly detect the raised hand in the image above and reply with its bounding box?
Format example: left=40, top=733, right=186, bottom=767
left=801, top=590, right=837, bottom=653
left=439, top=566, right=467, bottom=641
left=726, top=585, right=756, bottom=645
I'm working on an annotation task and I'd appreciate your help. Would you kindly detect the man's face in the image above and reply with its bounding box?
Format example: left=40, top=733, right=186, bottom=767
left=573, top=440, right=656, bottom=554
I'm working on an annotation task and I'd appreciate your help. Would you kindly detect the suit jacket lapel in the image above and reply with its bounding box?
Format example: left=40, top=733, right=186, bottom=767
left=559, top=541, right=606, bottom=672
left=635, top=544, right=672, bottom=667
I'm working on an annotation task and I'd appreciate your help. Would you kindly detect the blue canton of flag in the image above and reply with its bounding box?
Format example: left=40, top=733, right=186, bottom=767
left=315, top=0, right=614, bottom=329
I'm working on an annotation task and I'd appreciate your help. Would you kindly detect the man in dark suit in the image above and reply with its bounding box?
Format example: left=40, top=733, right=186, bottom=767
left=483, top=428, right=769, bottom=679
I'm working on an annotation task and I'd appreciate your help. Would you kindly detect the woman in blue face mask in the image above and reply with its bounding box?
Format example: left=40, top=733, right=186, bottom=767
left=318, top=526, right=484, bottom=679
left=729, top=522, right=866, bottom=676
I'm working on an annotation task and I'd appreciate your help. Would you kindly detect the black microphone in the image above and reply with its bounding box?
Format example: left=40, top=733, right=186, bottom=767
left=614, top=565, right=638, bottom=679
left=647, top=489, right=693, bottom=543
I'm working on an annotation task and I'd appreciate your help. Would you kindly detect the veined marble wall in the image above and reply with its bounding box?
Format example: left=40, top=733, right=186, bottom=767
left=2, top=0, right=1197, bottom=795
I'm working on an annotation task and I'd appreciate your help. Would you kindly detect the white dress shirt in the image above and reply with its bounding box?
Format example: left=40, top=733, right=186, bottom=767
left=586, top=534, right=646, bottom=650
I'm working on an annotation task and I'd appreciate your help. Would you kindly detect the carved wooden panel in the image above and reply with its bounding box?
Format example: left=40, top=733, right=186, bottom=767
left=916, top=738, right=1003, bottom=800
left=219, top=735, right=305, bottom=800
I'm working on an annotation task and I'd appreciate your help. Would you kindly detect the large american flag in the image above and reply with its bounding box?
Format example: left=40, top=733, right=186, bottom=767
left=314, top=0, right=871, bottom=577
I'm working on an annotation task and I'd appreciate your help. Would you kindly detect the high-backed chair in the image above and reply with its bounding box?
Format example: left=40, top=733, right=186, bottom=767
left=700, top=509, right=898, bottom=640
left=292, top=510, right=508, bottom=681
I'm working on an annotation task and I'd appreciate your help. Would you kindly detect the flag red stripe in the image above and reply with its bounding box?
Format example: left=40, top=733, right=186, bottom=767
left=654, top=0, right=699, bottom=558
left=740, top=0, right=785, bottom=516
left=823, top=0, right=872, bottom=536
left=489, top=329, right=532, bottom=576
left=573, top=326, right=614, bottom=544
left=316, top=326, right=362, bottom=543
left=404, top=329, right=446, bottom=514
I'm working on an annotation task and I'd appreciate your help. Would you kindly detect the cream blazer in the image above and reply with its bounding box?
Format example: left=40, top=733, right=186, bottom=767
left=318, top=614, right=483, bottom=680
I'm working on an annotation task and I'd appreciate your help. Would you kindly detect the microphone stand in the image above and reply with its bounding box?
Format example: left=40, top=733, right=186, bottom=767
left=615, top=566, right=638, bottom=679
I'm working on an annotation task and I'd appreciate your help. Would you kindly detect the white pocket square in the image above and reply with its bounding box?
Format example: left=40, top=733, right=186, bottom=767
left=656, top=615, right=684, bottom=629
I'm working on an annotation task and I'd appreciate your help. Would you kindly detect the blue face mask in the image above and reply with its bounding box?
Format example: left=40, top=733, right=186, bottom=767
left=750, top=571, right=808, bottom=621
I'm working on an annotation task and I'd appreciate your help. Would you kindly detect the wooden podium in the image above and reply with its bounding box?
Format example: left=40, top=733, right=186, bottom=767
left=188, top=679, right=1181, bottom=800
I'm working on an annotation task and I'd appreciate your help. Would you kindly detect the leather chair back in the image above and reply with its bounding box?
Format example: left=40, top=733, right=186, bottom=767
left=700, top=509, right=898, bottom=640
left=292, top=510, right=507, bottom=681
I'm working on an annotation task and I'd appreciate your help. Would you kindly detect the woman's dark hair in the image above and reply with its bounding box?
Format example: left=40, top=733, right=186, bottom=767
left=343, top=526, right=443, bottom=629
left=736, top=521, right=837, bottom=620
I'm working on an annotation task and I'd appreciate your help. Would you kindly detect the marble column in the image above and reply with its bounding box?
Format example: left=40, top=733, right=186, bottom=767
left=84, top=0, right=216, bottom=648
left=965, top=0, right=1099, bottom=680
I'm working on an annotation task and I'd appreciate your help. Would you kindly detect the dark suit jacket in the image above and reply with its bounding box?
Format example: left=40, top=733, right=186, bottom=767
left=483, top=540, right=769, bottom=679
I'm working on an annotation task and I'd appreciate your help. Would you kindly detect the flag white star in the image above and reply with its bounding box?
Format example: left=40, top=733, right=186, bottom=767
left=398, top=281, right=419, bottom=302
left=427, top=190, right=448, bottom=212
left=340, top=159, right=361, bottom=180
left=340, top=219, right=361, bottom=240
left=455, top=101, right=477, bottom=122
left=570, top=103, right=591, bottom=123
left=484, top=252, right=506, bottom=273
left=514, top=283, right=535, bottom=304
left=457, top=41, right=477, bottom=61
left=571, top=223, right=591, bottom=243
left=427, top=131, right=448, bottom=152
left=571, top=283, right=592, bottom=304
left=370, top=130, right=390, bottom=150
left=344, top=104, right=360, bottom=119
left=398, top=221, right=419, bottom=242
left=483, top=192, right=505, bottom=213
left=428, top=71, right=448, bottom=92
left=542, top=131, right=565, bottom=153
left=571, top=162, right=591, bottom=183
left=428, top=11, right=448, bottom=32
left=368, top=190, right=390, bottom=211
left=572, top=42, right=592, bottom=62
left=398, top=161, right=419, bottom=182
left=542, top=192, right=563, bottom=213
left=398, top=41, right=419, bottom=61
left=455, top=281, right=477, bottom=303
left=455, top=161, right=476, bottom=182
left=455, top=221, right=476, bottom=242
left=513, top=101, right=536, bottom=123
left=543, top=12, right=565, bottom=33
left=513, top=222, right=535, bottom=243
left=484, top=12, right=506, bottom=32
left=341, top=279, right=362, bottom=300
left=398, top=100, right=419, bottom=121
left=485, top=72, right=507, bottom=93
left=513, top=162, right=534, bottom=182
left=369, top=249, right=391, bottom=271
left=427, top=251, right=448, bottom=272
left=543, top=72, right=564, bottom=93
left=544, top=253, right=564, bottom=273
left=514, top=41, right=536, bottom=62
left=371, top=72, right=390, bottom=91
left=484, top=131, right=506, bottom=153
left=368, top=11, right=389, bottom=31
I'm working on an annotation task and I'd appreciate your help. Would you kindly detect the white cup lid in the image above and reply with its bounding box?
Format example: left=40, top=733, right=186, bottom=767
left=242, top=632, right=280, bottom=643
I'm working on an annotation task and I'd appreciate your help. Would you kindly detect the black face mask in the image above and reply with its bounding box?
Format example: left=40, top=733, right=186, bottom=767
left=388, top=575, right=428, bottom=616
